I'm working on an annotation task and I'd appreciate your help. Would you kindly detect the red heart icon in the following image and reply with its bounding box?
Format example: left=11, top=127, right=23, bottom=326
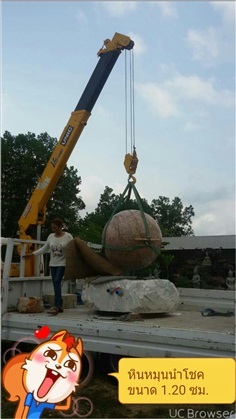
left=34, top=325, right=51, bottom=339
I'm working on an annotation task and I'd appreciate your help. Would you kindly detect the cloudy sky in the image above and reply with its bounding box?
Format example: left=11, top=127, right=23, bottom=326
left=2, top=1, right=235, bottom=236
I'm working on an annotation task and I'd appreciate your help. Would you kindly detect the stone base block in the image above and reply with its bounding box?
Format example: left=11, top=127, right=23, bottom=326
left=43, top=293, right=77, bottom=309
left=82, top=278, right=180, bottom=313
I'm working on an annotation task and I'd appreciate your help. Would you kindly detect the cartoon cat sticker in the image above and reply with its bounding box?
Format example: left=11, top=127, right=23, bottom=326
left=2, top=330, right=83, bottom=419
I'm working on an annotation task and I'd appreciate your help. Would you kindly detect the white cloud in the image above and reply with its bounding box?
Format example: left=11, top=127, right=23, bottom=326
left=102, top=1, right=137, bottom=17
left=127, top=32, right=147, bottom=55
left=135, top=82, right=179, bottom=118
left=79, top=176, right=105, bottom=216
left=184, top=121, right=201, bottom=132
left=164, top=74, right=235, bottom=107
left=135, top=73, right=234, bottom=119
left=185, top=184, right=235, bottom=206
left=184, top=184, right=235, bottom=235
left=210, top=1, right=235, bottom=25
left=155, top=1, right=178, bottom=19
left=95, top=104, right=113, bottom=119
left=186, top=2, right=235, bottom=66
left=185, top=27, right=220, bottom=67
left=192, top=199, right=235, bottom=235
left=75, top=10, right=88, bottom=24
left=79, top=176, right=129, bottom=218
left=2, top=93, right=12, bottom=133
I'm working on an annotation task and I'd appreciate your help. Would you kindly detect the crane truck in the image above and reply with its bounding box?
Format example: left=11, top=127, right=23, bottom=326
left=1, top=34, right=234, bottom=367
left=10, top=32, right=134, bottom=277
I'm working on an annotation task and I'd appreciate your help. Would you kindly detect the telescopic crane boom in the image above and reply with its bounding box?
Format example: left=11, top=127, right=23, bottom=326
left=18, top=33, right=134, bottom=241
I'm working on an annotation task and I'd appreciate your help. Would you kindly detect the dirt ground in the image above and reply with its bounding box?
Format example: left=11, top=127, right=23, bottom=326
left=1, top=342, right=235, bottom=419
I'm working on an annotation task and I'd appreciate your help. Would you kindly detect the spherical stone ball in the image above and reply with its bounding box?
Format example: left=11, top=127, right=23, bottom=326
left=102, top=209, right=162, bottom=271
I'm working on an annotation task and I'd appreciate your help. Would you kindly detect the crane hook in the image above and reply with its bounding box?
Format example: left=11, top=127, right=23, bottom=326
left=124, top=147, right=139, bottom=183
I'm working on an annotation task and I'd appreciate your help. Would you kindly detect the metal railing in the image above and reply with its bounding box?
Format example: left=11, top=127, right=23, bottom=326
left=1, top=237, right=51, bottom=314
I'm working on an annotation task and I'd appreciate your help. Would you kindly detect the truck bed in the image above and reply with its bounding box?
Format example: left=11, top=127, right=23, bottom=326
left=2, top=305, right=235, bottom=358
left=1, top=237, right=235, bottom=359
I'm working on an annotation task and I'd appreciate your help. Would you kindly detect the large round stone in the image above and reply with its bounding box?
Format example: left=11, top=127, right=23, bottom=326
left=102, top=210, right=162, bottom=270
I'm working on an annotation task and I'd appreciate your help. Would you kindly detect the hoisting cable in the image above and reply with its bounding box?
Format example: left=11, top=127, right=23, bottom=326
left=102, top=48, right=160, bottom=255
left=124, top=49, right=139, bottom=183
left=124, top=50, right=128, bottom=156
left=129, top=49, right=133, bottom=152
left=130, top=48, right=136, bottom=152
left=124, top=49, right=135, bottom=153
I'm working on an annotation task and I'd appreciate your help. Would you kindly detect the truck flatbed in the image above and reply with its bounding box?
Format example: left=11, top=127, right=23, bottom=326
left=1, top=238, right=235, bottom=359
left=2, top=305, right=235, bottom=358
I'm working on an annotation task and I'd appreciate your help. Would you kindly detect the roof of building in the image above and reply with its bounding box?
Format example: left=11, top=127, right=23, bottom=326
left=162, top=235, right=236, bottom=250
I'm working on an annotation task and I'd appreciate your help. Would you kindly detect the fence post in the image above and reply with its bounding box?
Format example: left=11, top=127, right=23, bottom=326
left=1, top=238, right=14, bottom=314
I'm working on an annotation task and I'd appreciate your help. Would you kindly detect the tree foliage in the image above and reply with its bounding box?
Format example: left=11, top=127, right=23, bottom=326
left=77, top=185, right=153, bottom=244
left=78, top=186, right=195, bottom=243
left=151, top=196, right=195, bottom=236
left=1, top=131, right=85, bottom=239
left=1, top=131, right=195, bottom=243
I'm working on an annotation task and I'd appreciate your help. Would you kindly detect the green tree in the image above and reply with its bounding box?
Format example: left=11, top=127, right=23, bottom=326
left=1, top=131, right=85, bottom=239
left=77, top=187, right=119, bottom=243
left=77, top=187, right=195, bottom=243
left=160, top=253, right=174, bottom=279
left=151, top=196, right=195, bottom=236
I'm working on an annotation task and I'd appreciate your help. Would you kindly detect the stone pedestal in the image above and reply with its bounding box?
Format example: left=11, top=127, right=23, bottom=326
left=82, top=278, right=179, bottom=313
